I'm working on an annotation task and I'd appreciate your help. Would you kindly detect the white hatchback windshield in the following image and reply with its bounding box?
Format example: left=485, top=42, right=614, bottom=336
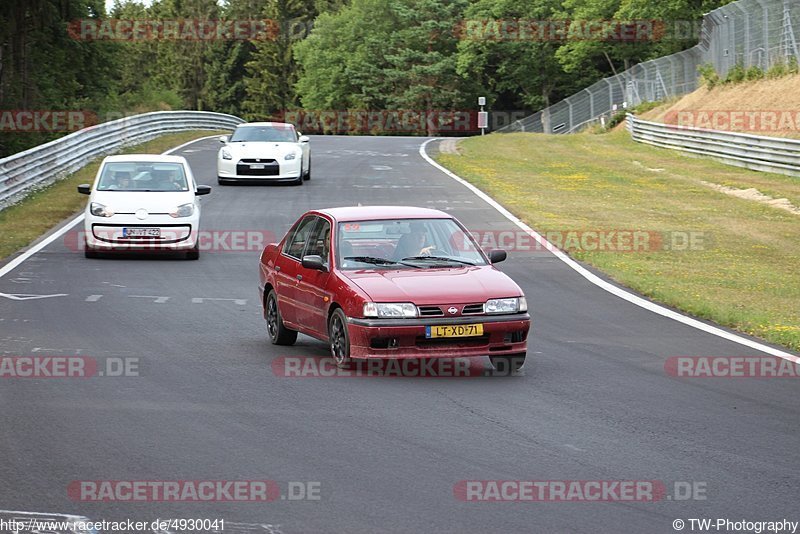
left=337, top=218, right=488, bottom=269
left=97, top=162, right=189, bottom=192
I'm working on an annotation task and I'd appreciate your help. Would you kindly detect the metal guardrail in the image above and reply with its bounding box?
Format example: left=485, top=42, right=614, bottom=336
left=627, top=113, right=800, bottom=177
left=0, top=111, right=244, bottom=209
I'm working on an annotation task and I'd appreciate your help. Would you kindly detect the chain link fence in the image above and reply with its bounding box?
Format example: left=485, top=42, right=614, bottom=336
left=497, top=0, right=800, bottom=134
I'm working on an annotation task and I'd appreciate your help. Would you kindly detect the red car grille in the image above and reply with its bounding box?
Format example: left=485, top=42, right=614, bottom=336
left=416, top=304, right=485, bottom=317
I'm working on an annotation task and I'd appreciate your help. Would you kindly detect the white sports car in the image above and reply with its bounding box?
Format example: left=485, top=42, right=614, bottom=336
left=217, top=122, right=311, bottom=185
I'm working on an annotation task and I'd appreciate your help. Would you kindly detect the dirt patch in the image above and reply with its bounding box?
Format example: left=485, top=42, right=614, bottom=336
left=439, top=138, right=462, bottom=155
left=700, top=180, right=800, bottom=215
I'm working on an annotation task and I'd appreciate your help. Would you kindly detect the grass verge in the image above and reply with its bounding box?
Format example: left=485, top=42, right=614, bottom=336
left=436, top=130, right=800, bottom=352
left=0, top=130, right=223, bottom=261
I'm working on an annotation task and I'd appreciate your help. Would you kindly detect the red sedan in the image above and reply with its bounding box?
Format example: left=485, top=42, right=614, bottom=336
left=258, top=206, right=530, bottom=372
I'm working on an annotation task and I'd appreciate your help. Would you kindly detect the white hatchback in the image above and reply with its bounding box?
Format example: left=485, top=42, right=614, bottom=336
left=78, top=154, right=211, bottom=259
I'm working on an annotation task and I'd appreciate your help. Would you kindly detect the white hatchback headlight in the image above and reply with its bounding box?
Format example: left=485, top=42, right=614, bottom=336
left=221, top=148, right=232, bottom=160
left=484, top=297, right=526, bottom=314
left=363, top=302, right=418, bottom=318
left=169, top=203, right=194, bottom=218
left=90, top=202, right=114, bottom=217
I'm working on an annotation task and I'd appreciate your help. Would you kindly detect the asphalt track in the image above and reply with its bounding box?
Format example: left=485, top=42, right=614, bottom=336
left=0, top=135, right=798, bottom=533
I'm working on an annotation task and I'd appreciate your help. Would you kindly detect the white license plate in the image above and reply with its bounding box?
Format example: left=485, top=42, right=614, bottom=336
left=123, top=227, right=160, bottom=238
left=250, top=164, right=266, bottom=169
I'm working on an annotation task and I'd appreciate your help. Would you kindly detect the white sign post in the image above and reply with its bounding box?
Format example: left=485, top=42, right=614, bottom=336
left=478, top=97, right=487, bottom=135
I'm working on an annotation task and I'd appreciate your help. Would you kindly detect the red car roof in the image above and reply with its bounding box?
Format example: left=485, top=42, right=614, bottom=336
left=314, top=206, right=453, bottom=222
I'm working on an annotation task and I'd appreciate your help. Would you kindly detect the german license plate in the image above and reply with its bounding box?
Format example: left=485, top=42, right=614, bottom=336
left=123, top=227, right=160, bottom=238
left=250, top=164, right=265, bottom=169
left=425, top=324, right=483, bottom=338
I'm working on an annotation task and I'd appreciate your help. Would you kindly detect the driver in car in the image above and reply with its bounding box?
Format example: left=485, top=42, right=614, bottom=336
left=394, top=224, right=435, bottom=260
left=107, top=171, right=131, bottom=190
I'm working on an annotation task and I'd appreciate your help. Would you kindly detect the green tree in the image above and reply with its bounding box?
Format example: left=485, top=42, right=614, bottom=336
left=455, top=0, right=567, bottom=113
left=294, top=0, right=472, bottom=127
left=243, top=0, right=317, bottom=119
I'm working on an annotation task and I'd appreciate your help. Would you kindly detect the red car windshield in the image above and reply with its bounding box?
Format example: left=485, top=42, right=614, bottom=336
left=337, top=218, right=488, bottom=269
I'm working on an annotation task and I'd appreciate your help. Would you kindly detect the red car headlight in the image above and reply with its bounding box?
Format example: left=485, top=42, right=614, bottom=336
left=363, top=302, right=418, bottom=318
left=485, top=297, right=527, bottom=314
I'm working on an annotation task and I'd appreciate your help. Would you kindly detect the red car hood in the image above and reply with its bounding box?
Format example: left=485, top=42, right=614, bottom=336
left=343, top=266, right=522, bottom=305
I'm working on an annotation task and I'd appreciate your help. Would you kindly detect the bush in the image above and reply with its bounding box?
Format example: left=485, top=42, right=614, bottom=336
left=789, top=56, right=799, bottom=74
left=725, top=64, right=746, bottom=84
left=697, top=64, right=720, bottom=89
left=631, top=100, right=663, bottom=114
left=606, top=111, right=628, bottom=130
left=745, top=65, right=764, bottom=81
left=767, top=61, right=787, bottom=79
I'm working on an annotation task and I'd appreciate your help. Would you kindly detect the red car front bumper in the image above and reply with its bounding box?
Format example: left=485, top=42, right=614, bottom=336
left=346, top=313, right=530, bottom=360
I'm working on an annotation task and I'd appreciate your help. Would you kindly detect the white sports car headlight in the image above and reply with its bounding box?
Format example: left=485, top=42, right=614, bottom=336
left=90, top=202, right=114, bottom=217
left=484, top=297, right=527, bottom=314
left=169, top=203, right=194, bottom=218
left=284, top=153, right=297, bottom=161
left=363, top=302, right=418, bottom=318
left=221, top=148, right=232, bottom=160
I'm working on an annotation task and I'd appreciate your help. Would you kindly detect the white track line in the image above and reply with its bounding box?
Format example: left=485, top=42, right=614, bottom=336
left=419, top=138, right=799, bottom=363
left=0, top=135, right=220, bottom=280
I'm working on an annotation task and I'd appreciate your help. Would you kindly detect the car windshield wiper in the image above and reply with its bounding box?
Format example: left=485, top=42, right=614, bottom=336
left=343, top=256, right=400, bottom=265
left=401, top=256, right=476, bottom=266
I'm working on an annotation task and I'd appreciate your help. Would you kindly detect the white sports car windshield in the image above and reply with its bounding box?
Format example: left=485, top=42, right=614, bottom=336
left=230, top=126, right=297, bottom=143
